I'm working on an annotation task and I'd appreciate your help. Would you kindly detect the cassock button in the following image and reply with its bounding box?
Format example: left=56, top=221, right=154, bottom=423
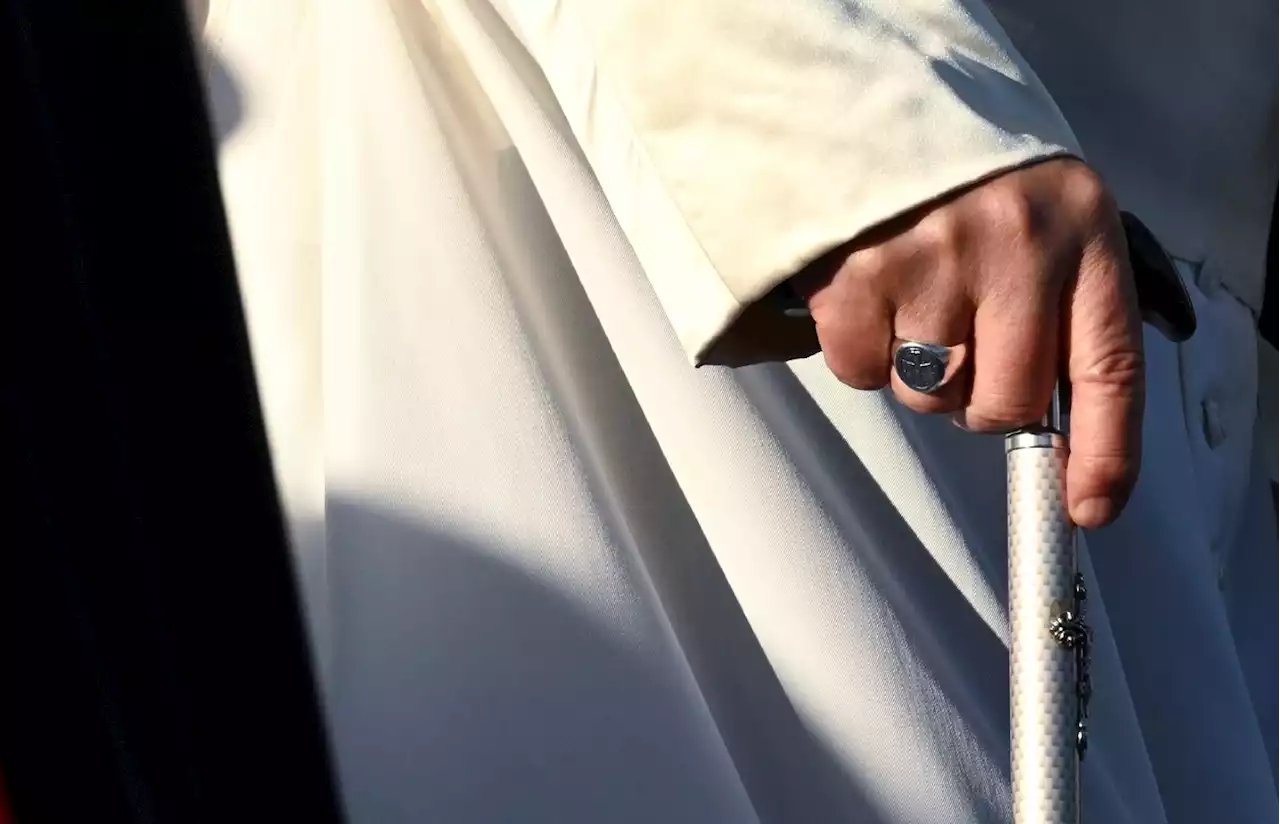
left=1201, top=398, right=1227, bottom=449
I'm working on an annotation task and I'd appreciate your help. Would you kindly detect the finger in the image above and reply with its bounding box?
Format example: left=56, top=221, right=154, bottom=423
left=806, top=256, right=896, bottom=390
left=957, top=272, right=1060, bottom=433
left=889, top=293, right=974, bottom=414
left=1064, top=229, right=1145, bottom=528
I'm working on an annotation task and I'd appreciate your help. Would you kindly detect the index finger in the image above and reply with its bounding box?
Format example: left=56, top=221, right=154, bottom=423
left=1064, top=223, right=1147, bottom=528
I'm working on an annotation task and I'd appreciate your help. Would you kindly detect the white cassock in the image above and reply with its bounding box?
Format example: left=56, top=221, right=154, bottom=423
left=192, top=1, right=1276, bottom=821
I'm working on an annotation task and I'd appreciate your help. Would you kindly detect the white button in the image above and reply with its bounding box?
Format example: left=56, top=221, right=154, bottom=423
left=1196, top=260, right=1221, bottom=295
left=1202, top=399, right=1227, bottom=448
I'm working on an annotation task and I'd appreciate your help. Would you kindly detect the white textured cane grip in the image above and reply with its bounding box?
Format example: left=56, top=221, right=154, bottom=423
left=1007, top=435, right=1080, bottom=824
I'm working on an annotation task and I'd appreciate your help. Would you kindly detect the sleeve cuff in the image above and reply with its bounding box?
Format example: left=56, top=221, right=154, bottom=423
left=495, top=0, right=1083, bottom=364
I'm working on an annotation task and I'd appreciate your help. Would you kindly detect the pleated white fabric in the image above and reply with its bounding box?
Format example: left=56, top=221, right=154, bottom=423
left=196, top=2, right=1277, bottom=822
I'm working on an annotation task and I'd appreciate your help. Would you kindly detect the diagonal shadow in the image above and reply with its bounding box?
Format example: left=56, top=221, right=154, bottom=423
left=315, top=496, right=897, bottom=824
left=736, top=363, right=1012, bottom=824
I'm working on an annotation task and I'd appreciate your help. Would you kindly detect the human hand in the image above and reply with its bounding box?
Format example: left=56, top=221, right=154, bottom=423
left=794, top=158, right=1144, bottom=528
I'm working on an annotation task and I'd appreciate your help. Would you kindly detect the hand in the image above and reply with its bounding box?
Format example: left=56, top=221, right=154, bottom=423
left=794, top=158, right=1144, bottom=528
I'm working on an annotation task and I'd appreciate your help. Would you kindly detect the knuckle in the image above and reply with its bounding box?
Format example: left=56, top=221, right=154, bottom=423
left=1076, top=348, right=1145, bottom=387
left=915, top=208, right=966, bottom=252
left=824, top=348, right=887, bottom=390
left=1065, top=165, right=1114, bottom=222
left=848, top=243, right=890, bottom=276
left=965, top=392, right=1047, bottom=431
left=976, top=184, right=1039, bottom=238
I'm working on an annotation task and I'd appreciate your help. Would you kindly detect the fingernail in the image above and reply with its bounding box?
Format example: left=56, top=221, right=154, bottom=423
left=1074, top=497, right=1114, bottom=527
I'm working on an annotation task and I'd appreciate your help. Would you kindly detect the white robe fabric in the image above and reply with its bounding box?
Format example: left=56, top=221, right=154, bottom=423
left=194, top=1, right=1276, bottom=822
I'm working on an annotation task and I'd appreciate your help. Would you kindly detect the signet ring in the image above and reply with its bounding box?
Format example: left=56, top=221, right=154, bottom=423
left=893, top=341, right=960, bottom=395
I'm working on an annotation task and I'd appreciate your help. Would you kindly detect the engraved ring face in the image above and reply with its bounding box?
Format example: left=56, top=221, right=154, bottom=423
left=894, top=341, right=952, bottom=394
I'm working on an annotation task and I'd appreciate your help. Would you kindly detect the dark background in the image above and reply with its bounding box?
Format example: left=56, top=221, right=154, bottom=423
left=0, top=2, right=342, bottom=822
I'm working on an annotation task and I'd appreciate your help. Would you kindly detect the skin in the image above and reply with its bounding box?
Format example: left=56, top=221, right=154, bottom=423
left=794, top=158, right=1145, bottom=529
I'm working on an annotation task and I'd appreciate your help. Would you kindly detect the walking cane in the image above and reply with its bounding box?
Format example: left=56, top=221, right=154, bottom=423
left=1006, top=212, right=1196, bottom=824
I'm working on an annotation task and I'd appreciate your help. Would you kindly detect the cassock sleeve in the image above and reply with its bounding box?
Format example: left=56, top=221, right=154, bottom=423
left=492, top=0, right=1082, bottom=365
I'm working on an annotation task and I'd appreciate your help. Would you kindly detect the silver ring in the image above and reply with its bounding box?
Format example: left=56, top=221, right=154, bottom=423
left=894, top=341, right=954, bottom=394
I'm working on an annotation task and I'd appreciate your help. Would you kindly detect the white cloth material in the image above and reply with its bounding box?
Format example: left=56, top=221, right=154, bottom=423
left=195, top=1, right=1277, bottom=822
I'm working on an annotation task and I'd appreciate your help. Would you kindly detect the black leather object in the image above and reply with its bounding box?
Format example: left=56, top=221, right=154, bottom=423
left=1259, top=196, right=1276, bottom=348
left=1120, top=211, right=1198, bottom=343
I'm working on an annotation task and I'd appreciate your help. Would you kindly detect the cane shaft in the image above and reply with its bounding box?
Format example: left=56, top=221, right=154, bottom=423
left=1007, top=427, right=1088, bottom=824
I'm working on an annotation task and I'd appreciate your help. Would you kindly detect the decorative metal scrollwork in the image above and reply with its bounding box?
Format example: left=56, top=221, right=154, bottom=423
left=1049, top=573, right=1092, bottom=759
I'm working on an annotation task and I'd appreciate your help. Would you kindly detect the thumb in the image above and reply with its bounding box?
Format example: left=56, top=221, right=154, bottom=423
left=1064, top=224, right=1146, bottom=528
